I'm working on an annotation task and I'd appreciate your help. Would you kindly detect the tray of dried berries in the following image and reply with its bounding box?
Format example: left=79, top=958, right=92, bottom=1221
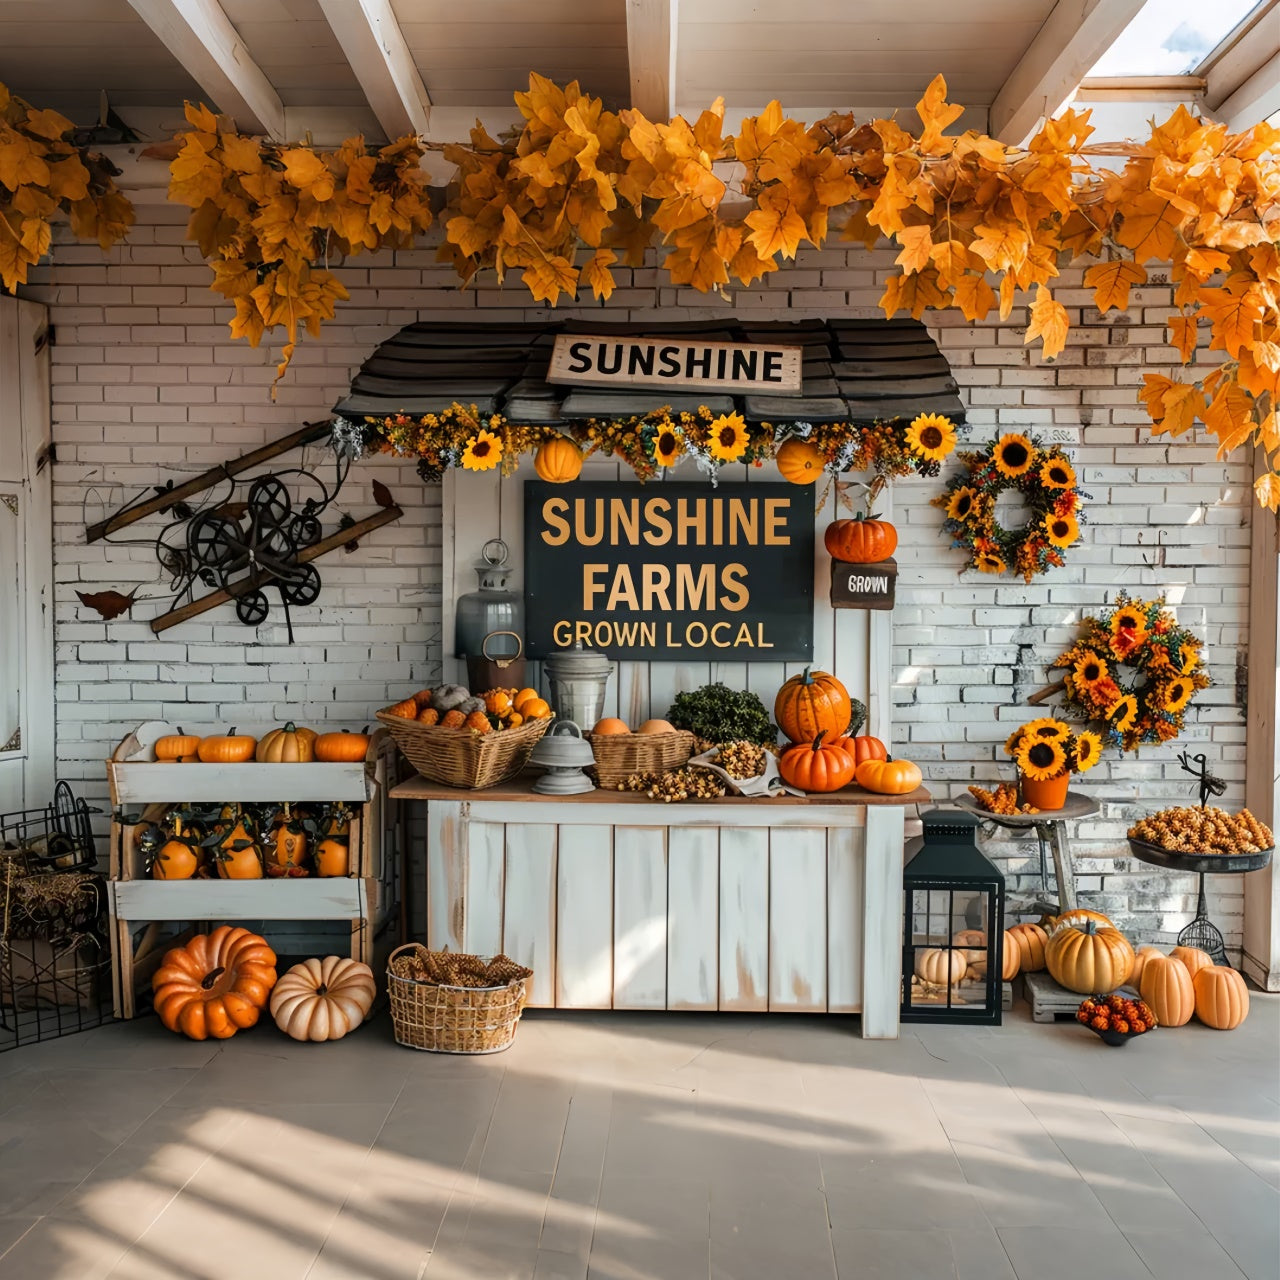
left=1127, top=839, right=1273, bottom=875
left=1127, top=805, right=1273, bottom=872
left=1076, top=993, right=1157, bottom=1046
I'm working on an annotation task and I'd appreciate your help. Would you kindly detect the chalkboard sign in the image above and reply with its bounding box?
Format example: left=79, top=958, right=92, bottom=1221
left=830, top=558, right=897, bottom=611
left=523, top=481, right=814, bottom=661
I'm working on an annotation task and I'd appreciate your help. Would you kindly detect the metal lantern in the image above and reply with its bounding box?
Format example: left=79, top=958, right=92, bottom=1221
left=902, top=808, right=1005, bottom=1026
left=454, top=538, right=526, bottom=691
left=528, top=720, right=596, bottom=795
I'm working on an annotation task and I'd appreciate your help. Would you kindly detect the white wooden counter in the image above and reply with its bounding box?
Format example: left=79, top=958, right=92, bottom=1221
left=392, top=776, right=928, bottom=1039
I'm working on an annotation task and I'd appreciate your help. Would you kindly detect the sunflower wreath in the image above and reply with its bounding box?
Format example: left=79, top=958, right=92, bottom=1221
left=932, top=433, right=1085, bottom=582
left=1050, top=593, right=1210, bottom=752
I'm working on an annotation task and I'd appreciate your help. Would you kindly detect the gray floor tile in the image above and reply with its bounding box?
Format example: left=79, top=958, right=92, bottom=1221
left=998, top=1224, right=1151, bottom=1280
left=1123, top=1227, right=1250, bottom=1280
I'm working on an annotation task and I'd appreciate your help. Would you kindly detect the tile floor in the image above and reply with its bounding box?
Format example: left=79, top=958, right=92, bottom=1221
left=0, top=995, right=1276, bottom=1280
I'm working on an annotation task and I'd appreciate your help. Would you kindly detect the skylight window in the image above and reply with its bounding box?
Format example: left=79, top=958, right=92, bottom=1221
left=1089, top=0, right=1265, bottom=77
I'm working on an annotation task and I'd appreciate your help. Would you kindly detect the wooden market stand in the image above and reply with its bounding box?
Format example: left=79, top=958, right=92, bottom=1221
left=391, top=774, right=928, bottom=1039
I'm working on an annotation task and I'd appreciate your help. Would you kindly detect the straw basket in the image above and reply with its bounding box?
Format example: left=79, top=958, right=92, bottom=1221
left=386, top=944, right=532, bottom=1054
left=376, top=708, right=551, bottom=789
left=589, top=730, right=695, bottom=789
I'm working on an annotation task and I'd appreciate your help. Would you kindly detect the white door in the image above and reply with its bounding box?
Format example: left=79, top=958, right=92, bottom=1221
left=0, top=297, right=54, bottom=814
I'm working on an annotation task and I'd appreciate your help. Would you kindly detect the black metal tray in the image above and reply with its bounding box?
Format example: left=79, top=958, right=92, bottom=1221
left=1127, top=838, right=1274, bottom=875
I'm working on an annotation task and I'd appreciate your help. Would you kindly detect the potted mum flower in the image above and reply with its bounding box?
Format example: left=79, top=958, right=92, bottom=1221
left=1004, top=717, right=1103, bottom=809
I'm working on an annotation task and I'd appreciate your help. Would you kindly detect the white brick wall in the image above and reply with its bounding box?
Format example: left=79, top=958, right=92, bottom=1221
left=24, top=209, right=1253, bottom=952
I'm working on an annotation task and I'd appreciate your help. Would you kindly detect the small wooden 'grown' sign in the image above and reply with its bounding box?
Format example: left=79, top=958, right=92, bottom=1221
left=830, top=559, right=896, bottom=611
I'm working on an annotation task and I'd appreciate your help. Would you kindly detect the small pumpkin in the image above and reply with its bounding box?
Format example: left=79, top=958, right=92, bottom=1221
left=1192, top=964, right=1250, bottom=1030
left=778, top=732, right=857, bottom=793
left=637, top=718, right=676, bottom=734
left=214, top=809, right=264, bottom=880
left=522, top=698, right=553, bottom=720
left=441, top=709, right=466, bottom=728
left=256, top=722, right=317, bottom=763
left=313, top=728, right=371, bottom=762
left=197, top=728, right=257, bottom=763
left=1007, top=923, right=1049, bottom=972
left=775, top=437, right=826, bottom=485
left=1140, top=954, right=1195, bottom=1027
left=593, top=717, right=630, bottom=735
left=534, top=435, right=583, bottom=484
left=854, top=757, right=922, bottom=795
left=387, top=697, right=419, bottom=719
left=775, top=668, right=852, bottom=745
left=416, top=706, right=440, bottom=725
left=154, top=729, right=201, bottom=762
left=431, top=684, right=471, bottom=713
left=915, top=948, right=967, bottom=986
left=150, top=814, right=199, bottom=880
left=1129, top=945, right=1165, bottom=986
left=513, top=687, right=540, bottom=712
left=823, top=516, right=898, bottom=564
left=505, top=712, right=523, bottom=728
left=1044, top=919, right=1134, bottom=994
left=1170, top=945, right=1213, bottom=980
left=270, top=956, right=377, bottom=1042
left=152, top=925, right=277, bottom=1040
left=846, top=735, right=888, bottom=766
left=315, top=806, right=351, bottom=878
left=465, top=711, right=492, bottom=734
left=269, top=803, right=308, bottom=870
left=1001, top=931, right=1021, bottom=980
left=486, top=690, right=513, bottom=716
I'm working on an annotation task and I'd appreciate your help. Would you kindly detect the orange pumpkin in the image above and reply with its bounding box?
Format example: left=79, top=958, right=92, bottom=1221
left=441, top=709, right=466, bottom=728
left=775, top=668, right=852, bottom=745
left=151, top=814, right=198, bottom=880
left=197, top=729, right=257, bottom=763
left=1140, top=954, right=1195, bottom=1027
left=1050, top=908, right=1114, bottom=934
left=387, top=698, right=419, bottom=719
left=417, top=706, right=440, bottom=725
left=778, top=732, right=857, bottom=793
left=269, top=803, right=307, bottom=870
left=1007, top=923, right=1049, bottom=972
left=637, top=718, right=675, bottom=734
left=1044, top=919, right=1134, bottom=994
left=1001, top=931, right=1021, bottom=980
left=824, top=516, right=898, bottom=564
left=775, top=437, right=826, bottom=484
left=154, top=729, right=201, bottom=762
left=593, top=717, right=630, bottom=735
left=256, top=722, right=317, bottom=763
left=1193, top=965, right=1250, bottom=1029
left=316, top=806, right=351, bottom=878
left=534, top=435, right=583, bottom=484
left=313, top=729, right=371, bottom=762
left=215, top=811, right=263, bottom=880
left=485, top=690, right=513, bottom=716
left=1170, top=945, right=1213, bottom=980
left=854, top=757, right=922, bottom=794
left=505, top=712, right=524, bottom=728
left=152, top=926, right=277, bottom=1040
left=1129, top=945, right=1165, bottom=987
left=522, top=698, right=553, bottom=720
left=846, top=735, right=887, bottom=765
left=465, top=710, right=492, bottom=734
left=513, top=688, right=540, bottom=711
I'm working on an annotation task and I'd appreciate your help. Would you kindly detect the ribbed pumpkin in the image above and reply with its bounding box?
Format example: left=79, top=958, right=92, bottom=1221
left=1193, top=965, right=1250, bottom=1029
left=775, top=668, right=852, bottom=744
left=778, top=732, right=857, bottom=793
left=1045, top=919, right=1134, bottom=994
left=854, top=757, right=923, bottom=795
left=270, top=957, right=376, bottom=1042
left=775, top=437, right=825, bottom=484
left=1139, top=954, right=1195, bottom=1027
left=846, top=734, right=888, bottom=765
left=1170, top=945, right=1213, bottom=981
left=1007, top=922, right=1049, bottom=972
left=256, top=722, right=317, bottom=763
left=823, top=516, right=898, bottom=564
left=915, top=948, right=966, bottom=985
left=1001, top=931, right=1021, bottom=981
left=1129, top=945, right=1166, bottom=987
left=152, top=926, right=277, bottom=1040
left=534, top=435, right=583, bottom=484
left=1050, top=908, right=1114, bottom=934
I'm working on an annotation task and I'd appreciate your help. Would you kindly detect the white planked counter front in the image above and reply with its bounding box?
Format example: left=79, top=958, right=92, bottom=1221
left=392, top=777, right=927, bottom=1039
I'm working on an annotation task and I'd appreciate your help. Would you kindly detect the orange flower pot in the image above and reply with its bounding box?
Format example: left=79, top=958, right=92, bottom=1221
left=1020, top=771, right=1069, bottom=810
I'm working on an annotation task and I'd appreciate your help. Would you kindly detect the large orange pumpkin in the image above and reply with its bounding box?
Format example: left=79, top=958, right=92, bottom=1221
left=775, top=668, right=852, bottom=744
left=1170, top=945, right=1213, bottom=980
left=1007, top=923, right=1049, bottom=972
left=823, top=517, right=898, bottom=564
left=854, top=757, right=923, bottom=795
left=1193, top=965, right=1250, bottom=1029
left=775, top=437, right=825, bottom=484
left=1050, top=908, right=1114, bottom=934
left=152, top=926, right=277, bottom=1040
left=534, top=435, right=583, bottom=484
left=1044, top=919, right=1134, bottom=994
left=1139, top=954, right=1195, bottom=1027
left=778, top=733, right=857, bottom=793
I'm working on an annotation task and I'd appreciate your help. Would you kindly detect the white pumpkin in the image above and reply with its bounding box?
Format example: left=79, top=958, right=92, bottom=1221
left=914, top=947, right=967, bottom=986
left=269, top=956, right=376, bottom=1042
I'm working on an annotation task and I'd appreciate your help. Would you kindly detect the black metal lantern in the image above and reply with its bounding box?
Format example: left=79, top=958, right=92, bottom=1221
left=902, top=808, right=1005, bottom=1025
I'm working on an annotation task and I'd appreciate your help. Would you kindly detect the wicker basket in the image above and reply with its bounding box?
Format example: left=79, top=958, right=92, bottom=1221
left=386, top=944, right=532, bottom=1054
left=589, top=730, right=695, bottom=789
left=376, top=708, right=551, bottom=789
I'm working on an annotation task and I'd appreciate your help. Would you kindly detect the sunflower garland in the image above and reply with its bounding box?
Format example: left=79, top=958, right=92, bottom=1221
left=1004, top=719, right=1102, bottom=780
left=933, top=433, right=1086, bottom=581
left=1051, top=593, right=1211, bottom=752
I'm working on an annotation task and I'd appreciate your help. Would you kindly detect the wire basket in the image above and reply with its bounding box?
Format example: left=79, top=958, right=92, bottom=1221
left=589, top=731, right=695, bottom=789
left=376, top=709, right=551, bottom=790
left=385, top=943, right=532, bottom=1054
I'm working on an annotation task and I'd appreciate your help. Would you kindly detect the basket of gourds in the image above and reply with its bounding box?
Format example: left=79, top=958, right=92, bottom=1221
left=377, top=683, right=552, bottom=790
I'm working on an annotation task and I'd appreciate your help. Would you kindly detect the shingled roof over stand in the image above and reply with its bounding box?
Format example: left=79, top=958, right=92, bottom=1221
left=333, top=318, right=964, bottom=426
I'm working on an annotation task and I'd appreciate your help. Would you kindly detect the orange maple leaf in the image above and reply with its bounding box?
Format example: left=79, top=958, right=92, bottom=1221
left=1114, top=192, right=1182, bottom=263
left=1026, top=286, right=1069, bottom=360
left=744, top=190, right=808, bottom=260
left=880, top=269, right=948, bottom=319
left=952, top=274, right=996, bottom=322
left=915, top=75, right=964, bottom=152
left=1197, top=278, right=1264, bottom=358
left=1255, top=471, right=1280, bottom=511
left=1202, top=380, right=1257, bottom=455
left=1084, top=260, right=1146, bottom=313
left=1167, top=315, right=1199, bottom=363
left=894, top=224, right=934, bottom=274
left=581, top=247, right=617, bottom=301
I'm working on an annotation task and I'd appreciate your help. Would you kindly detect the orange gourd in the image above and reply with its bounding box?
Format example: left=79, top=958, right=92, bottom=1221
left=152, top=925, right=277, bottom=1040
left=417, top=706, right=440, bottom=725
left=214, top=810, right=263, bottom=880
left=505, top=712, right=523, bottom=728
left=1044, top=919, right=1134, bottom=994
left=1170, top=945, right=1213, bottom=980
left=775, top=437, right=825, bottom=484
left=847, top=735, right=887, bottom=765
left=593, top=717, right=630, bottom=735
left=313, top=729, right=371, bottom=762
left=854, top=757, right=922, bottom=794
left=269, top=803, right=307, bottom=870
left=823, top=516, right=898, bottom=564
left=441, top=709, right=466, bottom=728
left=256, top=722, right=317, bottom=763
left=637, top=718, right=676, bottom=734
left=1139, top=954, right=1195, bottom=1027
left=1007, top=923, right=1049, bottom=972
left=387, top=698, right=418, bottom=719
left=465, top=710, right=492, bottom=733
left=315, top=806, right=351, bottom=878
left=1192, top=965, right=1250, bottom=1029
left=522, top=698, right=553, bottom=720
left=778, top=732, right=857, bottom=793
left=154, top=729, right=201, bottom=762
left=197, top=728, right=257, bottom=763
left=775, top=668, right=852, bottom=745
left=534, top=435, right=583, bottom=484
left=513, top=688, right=540, bottom=711
left=1129, top=945, right=1165, bottom=987
left=150, top=814, right=198, bottom=880
left=485, top=690, right=513, bottom=716
left=270, top=957, right=376, bottom=1042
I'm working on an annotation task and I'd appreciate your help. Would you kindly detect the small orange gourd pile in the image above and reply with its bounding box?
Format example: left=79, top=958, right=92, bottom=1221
left=386, top=684, right=552, bottom=732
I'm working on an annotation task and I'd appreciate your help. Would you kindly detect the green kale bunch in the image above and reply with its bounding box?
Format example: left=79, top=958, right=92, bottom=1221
left=666, top=684, right=775, bottom=746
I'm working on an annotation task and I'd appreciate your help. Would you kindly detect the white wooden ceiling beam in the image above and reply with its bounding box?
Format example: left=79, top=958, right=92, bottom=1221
left=1213, top=51, right=1280, bottom=132
left=316, top=0, right=432, bottom=141
left=989, top=0, right=1147, bottom=145
left=626, top=0, right=679, bottom=120
left=125, top=0, right=286, bottom=139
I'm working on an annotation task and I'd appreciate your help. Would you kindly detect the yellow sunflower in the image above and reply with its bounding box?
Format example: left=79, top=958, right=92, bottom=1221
left=653, top=428, right=683, bottom=468
left=1161, top=678, right=1193, bottom=713
left=905, top=413, right=957, bottom=462
left=993, top=434, right=1036, bottom=479
left=708, top=412, right=749, bottom=463
left=974, top=552, right=1006, bottom=574
left=461, top=429, right=503, bottom=472
left=1073, top=730, right=1103, bottom=772
left=1109, top=606, right=1149, bottom=658
left=1107, top=693, right=1138, bottom=733
left=1044, top=512, right=1080, bottom=548
left=946, top=486, right=977, bottom=522
left=1040, top=456, right=1076, bottom=489
left=1017, top=738, right=1066, bottom=782
left=1072, top=651, right=1110, bottom=693
left=1179, top=642, right=1199, bottom=674
left=1028, top=718, right=1070, bottom=740
left=1004, top=728, right=1024, bottom=755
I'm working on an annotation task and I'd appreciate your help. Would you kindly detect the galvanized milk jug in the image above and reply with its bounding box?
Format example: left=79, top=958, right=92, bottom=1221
left=543, top=643, right=614, bottom=730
